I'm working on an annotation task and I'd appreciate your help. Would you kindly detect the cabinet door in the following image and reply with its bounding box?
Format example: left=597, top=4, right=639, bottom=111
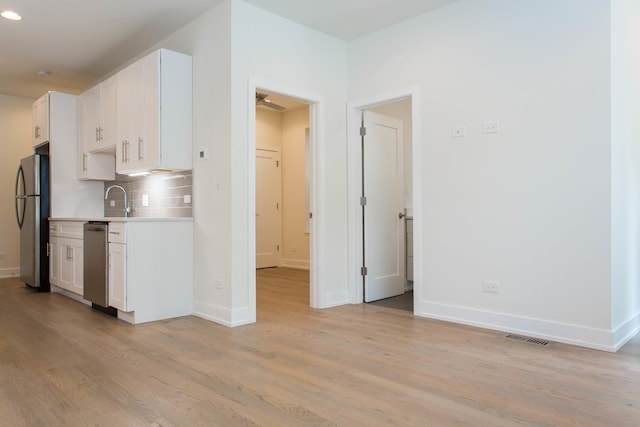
left=109, top=243, right=127, bottom=311
left=78, top=151, right=115, bottom=181
left=78, top=86, right=100, bottom=153
left=139, top=50, right=160, bottom=171
left=58, top=238, right=83, bottom=295
left=116, top=66, right=132, bottom=171
left=32, top=94, right=49, bottom=147
left=116, top=61, right=144, bottom=173
left=101, top=75, right=118, bottom=150
left=70, top=239, right=84, bottom=295
left=59, top=239, right=74, bottom=292
left=49, top=236, right=60, bottom=286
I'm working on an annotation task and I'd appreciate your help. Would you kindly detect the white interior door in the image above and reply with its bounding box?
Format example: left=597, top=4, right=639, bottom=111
left=256, top=148, right=281, bottom=268
left=363, top=111, right=404, bottom=302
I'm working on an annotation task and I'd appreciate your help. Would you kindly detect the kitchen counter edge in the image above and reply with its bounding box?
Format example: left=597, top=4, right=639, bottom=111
left=50, top=217, right=193, bottom=223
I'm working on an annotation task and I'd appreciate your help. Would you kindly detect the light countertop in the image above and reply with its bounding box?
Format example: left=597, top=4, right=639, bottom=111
left=50, top=217, right=193, bottom=223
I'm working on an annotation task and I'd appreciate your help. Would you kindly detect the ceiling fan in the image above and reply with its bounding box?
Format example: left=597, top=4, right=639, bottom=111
left=256, top=92, right=286, bottom=111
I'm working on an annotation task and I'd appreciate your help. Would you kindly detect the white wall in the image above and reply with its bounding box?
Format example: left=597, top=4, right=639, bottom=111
left=256, top=108, right=282, bottom=149
left=229, top=1, right=348, bottom=322
left=281, top=106, right=310, bottom=269
left=153, top=1, right=234, bottom=323
left=611, top=0, right=640, bottom=347
left=0, top=94, right=34, bottom=278
left=349, top=0, right=614, bottom=349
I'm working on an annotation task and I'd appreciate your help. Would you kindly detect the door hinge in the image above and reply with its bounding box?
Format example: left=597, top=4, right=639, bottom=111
left=360, top=126, right=367, bottom=137
left=276, top=160, right=280, bottom=167
left=360, top=196, right=367, bottom=206
left=309, top=212, right=313, bottom=219
left=361, top=266, right=368, bottom=276
left=277, top=245, right=280, bottom=251
left=276, top=202, right=279, bottom=210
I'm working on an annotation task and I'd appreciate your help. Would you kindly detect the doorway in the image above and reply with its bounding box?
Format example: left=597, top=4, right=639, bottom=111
left=347, top=94, right=416, bottom=310
left=253, top=87, right=315, bottom=311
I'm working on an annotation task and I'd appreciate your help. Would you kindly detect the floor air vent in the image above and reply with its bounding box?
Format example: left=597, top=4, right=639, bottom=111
left=505, top=334, right=550, bottom=346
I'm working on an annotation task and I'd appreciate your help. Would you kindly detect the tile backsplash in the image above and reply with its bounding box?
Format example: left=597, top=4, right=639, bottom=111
left=104, top=171, right=192, bottom=218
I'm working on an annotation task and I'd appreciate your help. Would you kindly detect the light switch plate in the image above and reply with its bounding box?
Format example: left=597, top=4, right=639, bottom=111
left=483, top=121, right=500, bottom=134
left=142, top=194, right=149, bottom=207
left=184, top=194, right=191, bottom=204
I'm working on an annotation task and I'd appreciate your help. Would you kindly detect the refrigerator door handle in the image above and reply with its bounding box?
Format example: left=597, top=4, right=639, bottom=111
left=15, top=165, right=26, bottom=229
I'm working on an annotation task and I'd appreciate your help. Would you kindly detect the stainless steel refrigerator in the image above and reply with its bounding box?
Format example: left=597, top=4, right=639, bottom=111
left=15, top=154, right=50, bottom=291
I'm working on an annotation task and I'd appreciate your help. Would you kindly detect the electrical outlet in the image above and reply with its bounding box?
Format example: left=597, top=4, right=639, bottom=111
left=0, top=252, right=6, bottom=261
left=110, top=200, right=115, bottom=207
left=142, top=194, right=149, bottom=207
left=451, top=125, right=467, bottom=138
left=184, top=194, right=191, bottom=204
left=483, top=281, right=500, bottom=294
left=215, top=279, right=223, bottom=289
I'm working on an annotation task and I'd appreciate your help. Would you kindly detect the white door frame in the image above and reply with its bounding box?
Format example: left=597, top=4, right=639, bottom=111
left=347, top=88, right=421, bottom=308
left=247, top=77, right=325, bottom=311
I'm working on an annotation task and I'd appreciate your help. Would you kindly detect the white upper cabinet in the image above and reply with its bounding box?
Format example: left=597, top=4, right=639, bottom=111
left=116, top=48, right=192, bottom=175
left=78, top=75, right=118, bottom=153
left=32, top=93, right=50, bottom=147
left=77, top=76, right=117, bottom=181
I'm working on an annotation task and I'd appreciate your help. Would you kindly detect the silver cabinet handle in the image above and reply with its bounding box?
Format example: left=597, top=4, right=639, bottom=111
left=83, top=153, right=88, bottom=172
left=138, top=137, right=144, bottom=160
left=46, top=242, right=50, bottom=257
left=96, top=127, right=100, bottom=142
left=109, top=231, right=121, bottom=235
left=35, top=125, right=40, bottom=138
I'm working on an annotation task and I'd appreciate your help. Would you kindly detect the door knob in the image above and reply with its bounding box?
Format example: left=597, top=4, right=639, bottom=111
left=398, top=212, right=405, bottom=219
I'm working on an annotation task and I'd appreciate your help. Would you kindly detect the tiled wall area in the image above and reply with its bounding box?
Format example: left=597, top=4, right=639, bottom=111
left=104, top=171, right=192, bottom=218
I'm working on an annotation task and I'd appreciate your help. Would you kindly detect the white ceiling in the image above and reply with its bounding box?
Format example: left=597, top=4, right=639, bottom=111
left=0, top=0, right=458, bottom=99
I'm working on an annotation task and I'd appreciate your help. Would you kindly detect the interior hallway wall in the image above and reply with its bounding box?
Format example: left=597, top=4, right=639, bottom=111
left=155, top=0, right=348, bottom=325
left=611, top=0, right=640, bottom=344
left=0, top=94, right=35, bottom=278
left=151, top=1, right=234, bottom=324
left=281, top=106, right=310, bottom=269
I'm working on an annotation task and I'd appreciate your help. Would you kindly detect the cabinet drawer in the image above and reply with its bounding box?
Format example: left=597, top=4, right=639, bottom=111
left=108, top=222, right=126, bottom=243
left=58, top=221, right=84, bottom=239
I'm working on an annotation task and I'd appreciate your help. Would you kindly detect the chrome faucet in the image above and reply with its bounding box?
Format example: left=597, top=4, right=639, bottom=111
left=105, top=185, right=131, bottom=217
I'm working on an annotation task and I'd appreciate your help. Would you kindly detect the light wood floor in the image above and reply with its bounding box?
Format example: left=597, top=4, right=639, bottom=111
left=1, top=269, right=639, bottom=426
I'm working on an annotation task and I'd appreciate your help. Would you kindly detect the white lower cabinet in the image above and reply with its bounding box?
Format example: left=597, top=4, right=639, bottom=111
left=58, top=238, right=83, bottom=295
left=49, top=221, right=84, bottom=295
left=107, top=220, right=193, bottom=324
left=108, top=222, right=127, bottom=311
left=49, top=235, right=60, bottom=286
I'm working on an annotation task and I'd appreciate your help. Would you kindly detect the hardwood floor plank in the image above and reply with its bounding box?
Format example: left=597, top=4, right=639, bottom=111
left=1, top=270, right=639, bottom=426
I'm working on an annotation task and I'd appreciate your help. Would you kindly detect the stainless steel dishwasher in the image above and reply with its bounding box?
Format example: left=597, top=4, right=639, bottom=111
left=83, top=221, right=109, bottom=308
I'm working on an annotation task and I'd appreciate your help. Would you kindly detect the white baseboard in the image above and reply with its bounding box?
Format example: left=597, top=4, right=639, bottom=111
left=51, top=285, right=91, bottom=305
left=0, top=268, right=19, bottom=279
left=322, top=290, right=349, bottom=308
left=192, top=300, right=254, bottom=327
left=613, top=311, right=640, bottom=351
left=281, top=258, right=310, bottom=270
left=417, top=300, right=622, bottom=352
